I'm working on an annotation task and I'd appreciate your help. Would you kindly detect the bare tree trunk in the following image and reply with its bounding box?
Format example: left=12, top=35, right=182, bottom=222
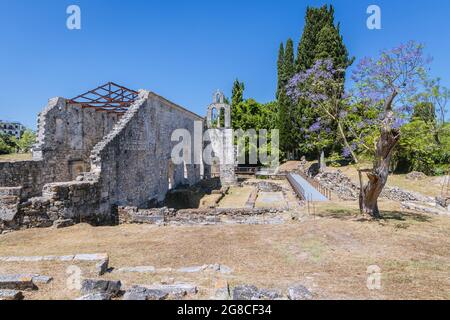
left=360, top=92, right=400, bottom=218
left=337, top=121, right=359, bottom=164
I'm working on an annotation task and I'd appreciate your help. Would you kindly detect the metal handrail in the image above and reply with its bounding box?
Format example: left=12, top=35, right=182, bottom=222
left=296, top=171, right=332, bottom=200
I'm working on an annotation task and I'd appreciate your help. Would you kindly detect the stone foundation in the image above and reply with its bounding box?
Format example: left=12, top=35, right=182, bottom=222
left=118, top=206, right=287, bottom=226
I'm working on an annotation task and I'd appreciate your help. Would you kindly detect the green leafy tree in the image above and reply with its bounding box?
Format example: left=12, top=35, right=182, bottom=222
left=231, top=79, right=245, bottom=108
left=17, top=130, right=36, bottom=153
left=290, top=5, right=352, bottom=160
left=396, top=120, right=440, bottom=175
left=0, top=134, right=17, bottom=155
left=296, top=5, right=335, bottom=72
left=412, top=102, right=436, bottom=124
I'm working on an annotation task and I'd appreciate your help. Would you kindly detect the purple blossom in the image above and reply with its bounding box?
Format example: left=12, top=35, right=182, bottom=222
left=339, top=111, right=348, bottom=119
left=352, top=41, right=430, bottom=116
left=308, top=121, right=322, bottom=133
left=286, top=59, right=337, bottom=103
left=342, top=147, right=352, bottom=158
left=393, top=118, right=406, bottom=129
left=342, top=143, right=357, bottom=158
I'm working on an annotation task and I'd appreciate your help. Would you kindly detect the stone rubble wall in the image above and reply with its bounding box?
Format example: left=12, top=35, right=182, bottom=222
left=0, top=162, right=43, bottom=199
left=1, top=180, right=103, bottom=233
left=1, top=90, right=205, bottom=233
left=401, top=201, right=450, bottom=216
left=0, top=97, right=119, bottom=198
left=294, top=161, right=434, bottom=203
left=118, top=206, right=286, bottom=226
left=90, top=91, right=204, bottom=218
left=33, top=98, right=119, bottom=183
left=315, top=170, right=433, bottom=202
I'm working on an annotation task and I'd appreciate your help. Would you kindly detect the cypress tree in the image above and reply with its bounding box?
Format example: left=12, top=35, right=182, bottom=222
left=315, top=23, right=353, bottom=83
left=231, top=79, right=245, bottom=107
left=231, top=79, right=245, bottom=130
left=296, top=5, right=334, bottom=72
left=283, top=39, right=295, bottom=81
left=278, top=39, right=297, bottom=157
left=294, top=5, right=352, bottom=159
left=276, top=43, right=284, bottom=99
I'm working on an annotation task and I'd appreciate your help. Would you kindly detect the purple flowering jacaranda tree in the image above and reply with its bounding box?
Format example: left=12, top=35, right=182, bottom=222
left=350, top=41, right=430, bottom=217
left=286, top=59, right=357, bottom=170
left=288, top=41, right=430, bottom=218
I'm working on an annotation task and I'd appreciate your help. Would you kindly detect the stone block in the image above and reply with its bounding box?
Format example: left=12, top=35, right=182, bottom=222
left=31, top=275, right=53, bottom=284
left=0, top=195, right=20, bottom=222
left=76, top=293, right=112, bottom=300
left=176, top=266, right=205, bottom=273
left=287, top=285, right=313, bottom=300
left=232, top=285, right=261, bottom=300
left=0, top=290, right=24, bottom=300
left=0, top=275, right=37, bottom=291
left=144, top=283, right=198, bottom=298
left=95, top=258, right=109, bottom=276
left=123, top=286, right=168, bottom=300
left=213, top=279, right=230, bottom=300
left=117, top=266, right=156, bottom=273
left=80, top=279, right=121, bottom=296
left=74, top=253, right=108, bottom=262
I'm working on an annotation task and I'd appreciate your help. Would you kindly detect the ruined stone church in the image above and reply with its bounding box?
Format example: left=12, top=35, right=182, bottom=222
left=0, top=82, right=228, bottom=231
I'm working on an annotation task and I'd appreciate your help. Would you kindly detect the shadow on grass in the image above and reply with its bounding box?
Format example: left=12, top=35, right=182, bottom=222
left=317, top=209, right=432, bottom=224
left=379, top=211, right=432, bottom=223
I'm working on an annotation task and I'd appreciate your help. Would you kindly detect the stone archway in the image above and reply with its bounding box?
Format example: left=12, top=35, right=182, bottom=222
left=206, top=90, right=231, bottom=129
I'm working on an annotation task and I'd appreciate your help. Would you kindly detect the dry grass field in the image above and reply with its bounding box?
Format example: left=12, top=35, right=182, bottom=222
left=1, top=198, right=449, bottom=300
left=0, top=153, right=32, bottom=162
left=331, top=163, right=446, bottom=198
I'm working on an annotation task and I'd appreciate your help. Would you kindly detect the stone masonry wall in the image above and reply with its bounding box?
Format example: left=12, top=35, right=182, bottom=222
left=90, top=91, right=204, bottom=218
left=0, top=97, right=118, bottom=197
left=33, top=97, right=119, bottom=183
left=1, top=90, right=204, bottom=232
left=0, top=161, right=43, bottom=199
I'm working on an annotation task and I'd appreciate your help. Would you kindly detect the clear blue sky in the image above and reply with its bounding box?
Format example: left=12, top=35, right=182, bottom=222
left=1, top=0, right=449, bottom=129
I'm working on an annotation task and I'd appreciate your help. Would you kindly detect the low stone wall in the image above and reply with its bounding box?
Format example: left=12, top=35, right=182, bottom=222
left=381, top=187, right=433, bottom=203
left=436, top=196, right=450, bottom=211
left=118, top=206, right=286, bottom=226
left=0, top=161, right=43, bottom=198
left=0, top=188, right=22, bottom=225
left=401, top=202, right=450, bottom=216
left=314, top=171, right=360, bottom=201
left=0, top=180, right=105, bottom=234
left=302, top=166, right=434, bottom=203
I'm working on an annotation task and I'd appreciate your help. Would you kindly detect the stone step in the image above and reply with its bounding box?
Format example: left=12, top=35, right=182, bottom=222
left=0, top=290, right=24, bottom=301
left=0, top=275, right=37, bottom=291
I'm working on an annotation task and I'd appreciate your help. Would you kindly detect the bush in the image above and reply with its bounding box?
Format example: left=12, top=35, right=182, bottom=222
left=395, top=120, right=447, bottom=175
left=0, top=134, right=16, bottom=155
left=16, top=130, right=36, bottom=153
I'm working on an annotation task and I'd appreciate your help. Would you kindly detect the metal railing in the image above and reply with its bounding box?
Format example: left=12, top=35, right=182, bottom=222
left=286, top=173, right=317, bottom=218
left=286, top=173, right=306, bottom=200
left=296, top=171, right=332, bottom=200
